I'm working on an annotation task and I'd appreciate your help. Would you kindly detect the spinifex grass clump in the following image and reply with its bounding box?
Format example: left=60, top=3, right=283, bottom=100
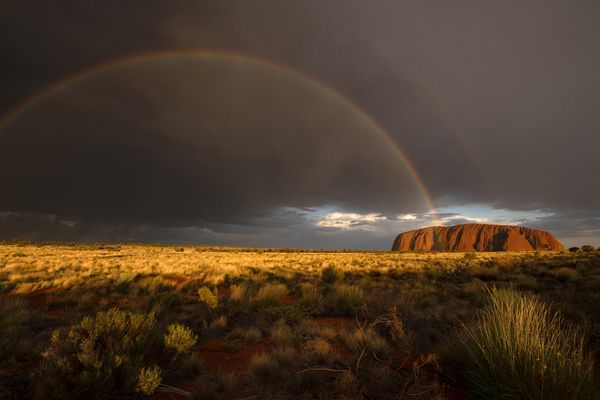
left=464, top=288, right=597, bottom=400
left=255, top=282, right=288, bottom=306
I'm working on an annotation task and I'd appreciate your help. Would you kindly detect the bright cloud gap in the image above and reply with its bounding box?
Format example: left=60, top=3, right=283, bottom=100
left=315, top=212, right=386, bottom=230
left=312, top=205, right=555, bottom=232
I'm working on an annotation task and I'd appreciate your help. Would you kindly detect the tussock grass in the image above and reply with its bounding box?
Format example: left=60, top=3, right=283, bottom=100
left=554, top=267, right=580, bottom=282
left=299, top=282, right=322, bottom=310
left=255, top=282, right=287, bottom=306
left=270, top=320, right=295, bottom=347
left=229, top=283, right=247, bottom=301
left=246, top=352, right=281, bottom=386
left=0, top=296, right=35, bottom=361
left=208, top=315, right=227, bottom=331
left=308, top=338, right=332, bottom=358
left=464, top=287, right=597, bottom=399
left=214, top=368, right=240, bottom=393
left=330, top=283, right=364, bottom=315
left=243, top=326, right=262, bottom=344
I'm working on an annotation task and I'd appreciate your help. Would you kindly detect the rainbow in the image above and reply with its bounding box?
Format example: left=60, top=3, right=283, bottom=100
left=373, top=45, right=491, bottom=200
left=0, top=49, right=440, bottom=221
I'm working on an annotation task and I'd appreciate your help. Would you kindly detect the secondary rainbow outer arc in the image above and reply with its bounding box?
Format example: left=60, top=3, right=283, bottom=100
left=372, top=43, right=493, bottom=201
left=0, top=49, right=439, bottom=222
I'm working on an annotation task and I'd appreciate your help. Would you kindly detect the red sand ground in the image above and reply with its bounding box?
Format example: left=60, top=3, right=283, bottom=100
left=196, top=338, right=272, bottom=372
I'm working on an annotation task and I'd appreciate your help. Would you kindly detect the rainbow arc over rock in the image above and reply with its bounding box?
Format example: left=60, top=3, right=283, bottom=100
left=0, top=49, right=440, bottom=222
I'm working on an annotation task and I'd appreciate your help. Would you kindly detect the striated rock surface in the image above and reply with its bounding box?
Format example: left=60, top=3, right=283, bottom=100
left=392, top=224, right=564, bottom=252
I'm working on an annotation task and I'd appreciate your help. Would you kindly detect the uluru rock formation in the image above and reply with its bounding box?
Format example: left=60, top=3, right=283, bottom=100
left=392, top=224, right=564, bottom=252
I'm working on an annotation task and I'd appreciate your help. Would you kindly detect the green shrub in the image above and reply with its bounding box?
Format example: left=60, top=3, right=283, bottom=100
left=40, top=308, right=162, bottom=399
left=164, top=323, right=198, bottom=355
left=463, top=288, right=597, bottom=399
left=136, top=366, right=162, bottom=395
left=198, top=286, right=218, bottom=309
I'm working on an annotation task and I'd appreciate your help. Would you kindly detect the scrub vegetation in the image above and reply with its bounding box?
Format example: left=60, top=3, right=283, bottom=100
left=0, top=243, right=598, bottom=399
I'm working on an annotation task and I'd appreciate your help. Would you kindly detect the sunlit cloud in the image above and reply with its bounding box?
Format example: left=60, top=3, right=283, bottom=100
left=398, top=214, right=418, bottom=220
left=440, top=215, right=489, bottom=224
left=434, top=205, right=554, bottom=227
left=315, top=212, right=386, bottom=230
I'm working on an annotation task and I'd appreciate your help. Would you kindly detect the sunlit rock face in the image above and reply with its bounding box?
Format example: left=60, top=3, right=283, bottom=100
left=392, top=224, right=564, bottom=252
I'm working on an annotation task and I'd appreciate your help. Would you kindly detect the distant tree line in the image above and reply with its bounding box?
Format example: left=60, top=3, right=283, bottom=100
left=568, top=245, right=598, bottom=252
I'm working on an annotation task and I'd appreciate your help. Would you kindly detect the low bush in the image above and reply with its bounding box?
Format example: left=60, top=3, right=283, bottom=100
left=40, top=308, right=196, bottom=399
left=40, top=308, right=160, bottom=398
left=164, top=322, right=198, bottom=355
left=136, top=365, right=162, bottom=395
left=198, top=286, right=218, bottom=309
left=463, top=288, right=597, bottom=399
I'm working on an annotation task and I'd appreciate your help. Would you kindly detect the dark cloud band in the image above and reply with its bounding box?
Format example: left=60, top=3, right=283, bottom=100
left=0, top=52, right=434, bottom=226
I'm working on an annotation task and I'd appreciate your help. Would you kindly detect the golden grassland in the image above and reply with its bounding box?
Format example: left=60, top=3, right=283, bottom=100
left=0, top=243, right=599, bottom=399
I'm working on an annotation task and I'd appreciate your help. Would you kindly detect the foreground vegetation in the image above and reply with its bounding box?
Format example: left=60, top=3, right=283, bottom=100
left=0, top=244, right=599, bottom=399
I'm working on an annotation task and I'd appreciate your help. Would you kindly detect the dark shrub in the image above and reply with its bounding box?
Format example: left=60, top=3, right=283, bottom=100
left=568, top=247, right=580, bottom=252
left=580, top=245, right=594, bottom=252
left=320, top=265, right=343, bottom=284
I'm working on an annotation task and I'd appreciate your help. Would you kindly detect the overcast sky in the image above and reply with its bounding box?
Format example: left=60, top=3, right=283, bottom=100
left=0, top=0, right=599, bottom=248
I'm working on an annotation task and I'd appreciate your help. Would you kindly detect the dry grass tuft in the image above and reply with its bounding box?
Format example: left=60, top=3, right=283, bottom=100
left=464, top=287, right=597, bottom=399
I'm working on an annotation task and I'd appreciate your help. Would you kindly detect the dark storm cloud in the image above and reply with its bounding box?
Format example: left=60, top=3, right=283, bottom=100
left=1, top=0, right=599, bottom=247
left=0, top=56, right=425, bottom=226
